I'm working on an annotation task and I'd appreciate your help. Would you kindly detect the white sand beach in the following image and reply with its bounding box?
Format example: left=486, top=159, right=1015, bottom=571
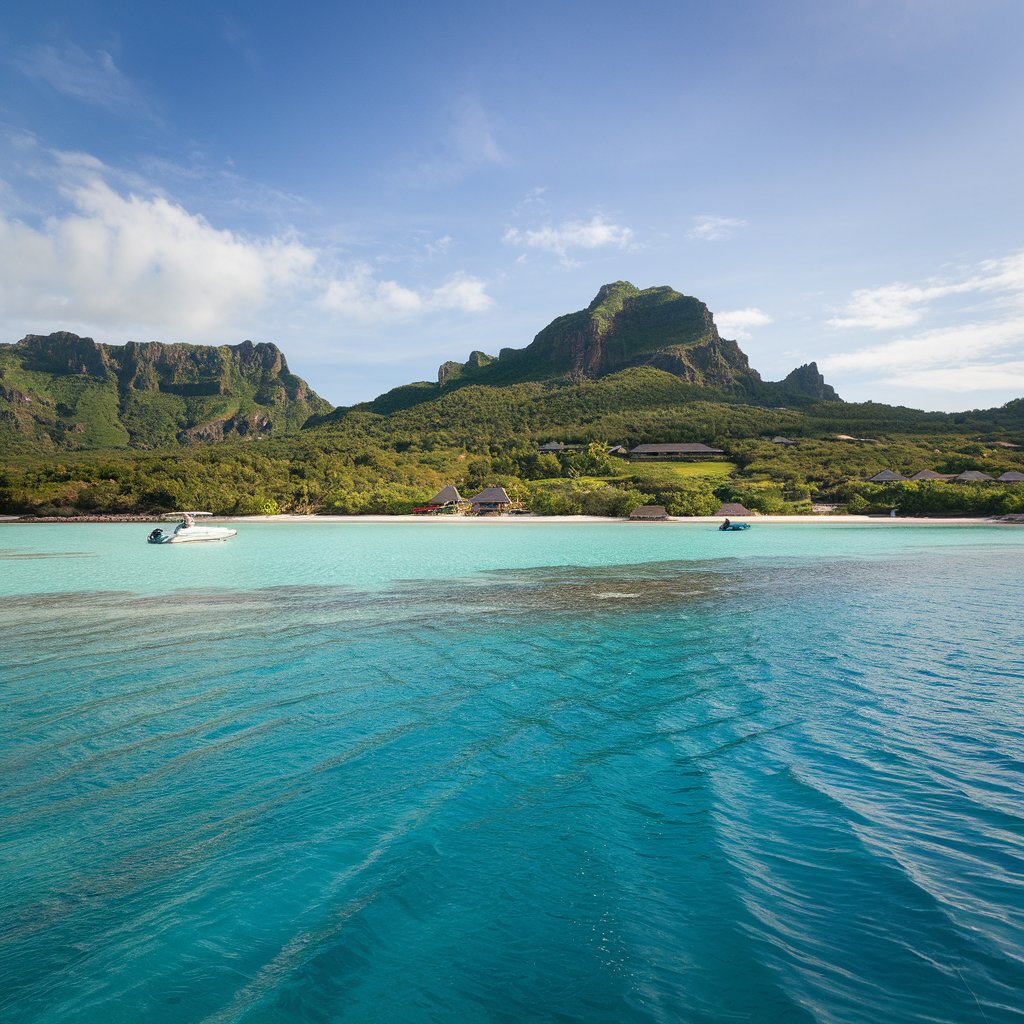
left=225, top=513, right=1014, bottom=526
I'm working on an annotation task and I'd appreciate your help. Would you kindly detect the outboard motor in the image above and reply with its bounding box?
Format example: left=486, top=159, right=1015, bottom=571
left=147, top=528, right=164, bottom=544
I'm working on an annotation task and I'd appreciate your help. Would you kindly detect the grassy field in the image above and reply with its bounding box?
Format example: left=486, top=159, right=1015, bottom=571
left=528, top=460, right=737, bottom=492
left=614, top=459, right=736, bottom=484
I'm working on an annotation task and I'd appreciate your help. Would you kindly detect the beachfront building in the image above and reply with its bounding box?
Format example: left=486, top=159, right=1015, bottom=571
left=627, top=443, right=724, bottom=460
left=629, top=505, right=669, bottom=521
left=715, top=502, right=753, bottom=516
left=866, top=470, right=910, bottom=482
left=468, top=486, right=512, bottom=514
left=909, top=470, right=957, bottom=481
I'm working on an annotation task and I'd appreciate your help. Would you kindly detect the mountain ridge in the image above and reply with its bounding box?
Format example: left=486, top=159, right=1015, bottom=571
left=0, top=332, right=332, bottom=451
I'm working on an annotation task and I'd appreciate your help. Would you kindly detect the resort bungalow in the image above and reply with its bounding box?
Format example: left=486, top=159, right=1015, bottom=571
left=998, top=471, right=1024, bottom=482
left=771, top=436, right=796, bottom=446
left=412, top=484, right=469, bottom=514
left=866, top=470, right=909, bottom=482
left=468, top=486, right=512, bottom=514
left=627, top=442, right=724, bottom=460
left=629, top=505, right=669, bottom=521
left=909, top=470, right=957, bottom=481
left=954, top=471, right=994, bottom=482
left=715, top=502, right=753, bottom=517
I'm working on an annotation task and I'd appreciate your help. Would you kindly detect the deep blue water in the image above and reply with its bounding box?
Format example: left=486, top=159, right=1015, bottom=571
left=1, top=522, right=1023, bottom=1023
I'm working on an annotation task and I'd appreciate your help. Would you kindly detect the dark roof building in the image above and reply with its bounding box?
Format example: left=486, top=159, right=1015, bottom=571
left=867, top=470, right=909, bottom=482
left=997, top=471, right=1024, bottom=482
left=629, top=505, right=669, bottom=520
left=428, top=484, right=463, bottom=505
left=627, top=442, right=724, bottom=459
left=909, top=470, right=956, bottom=481
left=538, top=442, right=567, bottom=452
left=955, top=471, right=994, bottom=482
left=771, top=436, right=796, bottom=446
left=468, top=486, right=512, bottom=512
left=715, top=503, right=753, bottom=516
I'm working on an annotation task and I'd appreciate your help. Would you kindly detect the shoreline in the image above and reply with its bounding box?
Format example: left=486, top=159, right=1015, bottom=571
left=2, top=513, right=1020, bottom=526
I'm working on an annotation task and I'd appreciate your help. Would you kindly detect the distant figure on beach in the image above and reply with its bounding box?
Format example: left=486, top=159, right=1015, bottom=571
left=720, top=518, right=731, bottom=531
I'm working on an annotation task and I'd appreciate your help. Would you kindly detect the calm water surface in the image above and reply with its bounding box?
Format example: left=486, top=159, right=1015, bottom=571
left=1, top=522, right=1023, bottom=1023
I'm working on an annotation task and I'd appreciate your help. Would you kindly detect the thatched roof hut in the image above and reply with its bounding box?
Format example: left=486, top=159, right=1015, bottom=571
left=867, top=470, right=909, bottom=482
left=955, top=471, right=994, bottom=482
left=629, top=505, right=669, bottom=521
left=468, top=486, right=511, bottom=513
left=909, top=470, right=956, bottom=481
left=997, top=471, right=1024, bottom=482
left=771, top=436, right=796, bottom=446
left=715, top=503, right=753, bottom=516
left=429, top=484, right=463, bottom=505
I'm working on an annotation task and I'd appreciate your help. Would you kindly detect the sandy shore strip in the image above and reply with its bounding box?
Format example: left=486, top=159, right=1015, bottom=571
left=218, top=513, right=1018, bottom=526
left=3, top=513, right=1020, bottom=526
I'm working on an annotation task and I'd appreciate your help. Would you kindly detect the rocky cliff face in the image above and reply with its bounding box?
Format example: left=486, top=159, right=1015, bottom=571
left=0, top=332, right=332, bottom=451
left=434, top=282, right=836, bottom=402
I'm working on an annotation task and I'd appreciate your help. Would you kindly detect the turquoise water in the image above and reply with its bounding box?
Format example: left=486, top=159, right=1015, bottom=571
left=2, top=522, right=1023, bottom=1023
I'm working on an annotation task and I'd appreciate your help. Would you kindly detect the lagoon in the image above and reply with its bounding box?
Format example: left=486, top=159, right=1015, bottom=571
left=2, top=522, right=1023, bottom=1023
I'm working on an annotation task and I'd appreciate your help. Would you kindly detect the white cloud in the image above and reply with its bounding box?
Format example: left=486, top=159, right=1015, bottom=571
left=0, top=158, right=492, bottom=339
left=0, top=178, right=314, bottom=334
left=828, top=252, right=1024, bottom=330
left=715, top=307, right=772, bottom=340
left=892, top=362, right=1024, bottom=393
left=15, top=44, right=156, bottom=121
left=503, top=215, right=634, bottom=267
left=688, top=215, right=747, bottom=241
left=822, top=319, right=1024, bottom=373
left=321, top=265, right=492, bottom=319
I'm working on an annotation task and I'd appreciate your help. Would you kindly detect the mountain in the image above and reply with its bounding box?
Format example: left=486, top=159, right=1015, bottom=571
left=367, top=281, right=839, bottom=416
left=0, top=332, right=332, bottom=451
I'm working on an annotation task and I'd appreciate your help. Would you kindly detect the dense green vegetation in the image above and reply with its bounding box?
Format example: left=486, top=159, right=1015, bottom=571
left=2, top=283, right=1023, bottom=519
left=2, top=383, right=1022, bottom=517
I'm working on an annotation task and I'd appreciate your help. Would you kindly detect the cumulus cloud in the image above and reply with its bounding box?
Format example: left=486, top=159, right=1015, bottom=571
left=0, top=178, right=315, bottom=334
left=321, top=266, right=492, bottom=319
left=688, top=215, right=747, bottom=241
left=715, top=307, right=772, bottom=340
left=828, top=252, right=1024, bottom=330
left=15, top=44, right=156, bottom=121
left=503, top=215, right=634, bottom=267
left=822, top=319, right=1024, bottom=373
left=820, top=252, right=1024, bottom=399
left=0, top=159, right=493, bottom=339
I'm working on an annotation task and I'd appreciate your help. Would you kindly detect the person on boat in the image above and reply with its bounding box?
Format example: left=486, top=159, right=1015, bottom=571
left=182, top=513, right=194, bottom=529
left=720, top=518, right=731, bottom=531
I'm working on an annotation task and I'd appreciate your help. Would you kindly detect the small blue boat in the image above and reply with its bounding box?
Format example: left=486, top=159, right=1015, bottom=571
left=719, top=522, right=751, bottom=531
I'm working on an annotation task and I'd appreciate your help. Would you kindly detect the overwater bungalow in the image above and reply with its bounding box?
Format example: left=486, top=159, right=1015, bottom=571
left=629, top=505, right=669, bottom=521
left=468, top=486, right=512, bottom=514
left=627, top=443, right=724, bottom=460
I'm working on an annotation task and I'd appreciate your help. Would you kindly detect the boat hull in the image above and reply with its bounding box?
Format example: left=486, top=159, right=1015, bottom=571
left=147, top=526, right=237, bottom=544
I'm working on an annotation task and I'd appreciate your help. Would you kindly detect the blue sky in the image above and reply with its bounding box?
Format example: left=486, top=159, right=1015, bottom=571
left=2, top=1, right=1023, bottom=411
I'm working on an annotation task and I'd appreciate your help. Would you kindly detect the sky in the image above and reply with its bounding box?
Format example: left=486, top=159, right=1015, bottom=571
left=1, top=0, right=1023, bottom=412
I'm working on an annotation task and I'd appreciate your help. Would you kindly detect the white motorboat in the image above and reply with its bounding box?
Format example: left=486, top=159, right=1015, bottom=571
left=147, top=512, right=237, bottom=544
